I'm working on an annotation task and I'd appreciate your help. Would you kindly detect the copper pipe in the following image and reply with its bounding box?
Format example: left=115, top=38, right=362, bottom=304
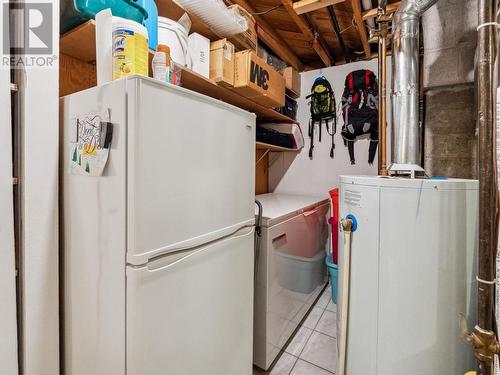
left=377, top=3, right=389, bottom=176
left=476, top=0, right=499, bottom=372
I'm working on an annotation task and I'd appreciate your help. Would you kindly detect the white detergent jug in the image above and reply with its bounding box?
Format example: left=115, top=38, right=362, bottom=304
left=158, top=17, right=190, bottom=66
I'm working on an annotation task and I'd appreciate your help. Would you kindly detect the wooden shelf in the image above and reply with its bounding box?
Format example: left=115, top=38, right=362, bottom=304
left=256, top=142, right=300, bottom=152
left=60, top=20, right=297, bottom=123
left=179, top=67, right=297, bottom=123
left=60, top=20, right=97, bottom=63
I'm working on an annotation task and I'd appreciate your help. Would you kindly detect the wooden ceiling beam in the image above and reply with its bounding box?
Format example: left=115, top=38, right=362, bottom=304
left=281, top=0, right=333, bottom=67
left=226, top=0, right=304, bottom=71
left=362, top=1, right=400, bottom=20
left=292, top=0, right=345, bottom=15
left=257, top=27, right=305, bottom=71
left=351, top=0, right=371, bottom=58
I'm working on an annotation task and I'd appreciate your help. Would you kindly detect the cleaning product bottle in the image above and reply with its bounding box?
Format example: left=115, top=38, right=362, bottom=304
left=157, top=44, right=171, bottom=83
left=112, top=17, right=149, bottom=79
left=152, top=51, right=168, bottom=82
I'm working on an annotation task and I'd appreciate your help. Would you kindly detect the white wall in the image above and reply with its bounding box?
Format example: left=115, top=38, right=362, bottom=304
left=0, top=3, right=20, bottom=374
left=19, top=1, right=60, bottom=374
left=269, top=58, right=391, bottom=198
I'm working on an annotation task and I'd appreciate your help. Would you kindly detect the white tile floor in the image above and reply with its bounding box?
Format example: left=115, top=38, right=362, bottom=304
left=253, top=285, right=338, bottom=375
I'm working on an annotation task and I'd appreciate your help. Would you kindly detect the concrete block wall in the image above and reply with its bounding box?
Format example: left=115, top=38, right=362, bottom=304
left=424, top=85, right=477, bottom=178
left=422, top=0, right=477, bottom=178
left=423, top=0, right=477, bottom=88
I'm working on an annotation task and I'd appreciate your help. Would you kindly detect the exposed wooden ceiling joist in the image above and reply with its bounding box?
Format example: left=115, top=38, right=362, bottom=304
left=292, top=0, right=345, bottom=15
left=226, top=0, right=305, bottom=71
left=351, top=0, right=371, bottom=58
left=281, top=0, right=334, bottom=66
left=362, top=1, right=400, bottom=20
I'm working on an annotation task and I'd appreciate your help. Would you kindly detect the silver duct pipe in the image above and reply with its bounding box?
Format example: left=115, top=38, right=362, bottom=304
left=390, top=0, right=438, bottom=175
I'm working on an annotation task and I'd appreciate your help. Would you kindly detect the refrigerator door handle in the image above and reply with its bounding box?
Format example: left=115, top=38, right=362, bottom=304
left=145, top=226, right=254, bottom=273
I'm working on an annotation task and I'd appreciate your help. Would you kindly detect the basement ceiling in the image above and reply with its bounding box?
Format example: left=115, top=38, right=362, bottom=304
left=226, top=0, right=401, bottom=71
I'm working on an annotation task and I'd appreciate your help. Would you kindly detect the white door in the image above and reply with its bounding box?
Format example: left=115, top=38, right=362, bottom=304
left=126, top=227, right=254, bottom=375
left=0, top=5, right=19, bottom=372
left=126, top=78, right=256, bottom=265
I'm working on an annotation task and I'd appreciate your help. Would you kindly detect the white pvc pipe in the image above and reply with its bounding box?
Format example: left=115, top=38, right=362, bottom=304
left=338, top=220, right=353, bottom=375
left=361, top=0, right=375, bottom=29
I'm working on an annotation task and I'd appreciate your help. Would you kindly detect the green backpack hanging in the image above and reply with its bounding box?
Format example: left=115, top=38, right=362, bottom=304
left=306, top=76, right=337, bottom=159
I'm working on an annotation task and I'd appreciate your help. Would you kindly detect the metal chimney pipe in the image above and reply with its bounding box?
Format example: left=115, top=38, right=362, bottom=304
left=390, top=0, right=438, bottom=175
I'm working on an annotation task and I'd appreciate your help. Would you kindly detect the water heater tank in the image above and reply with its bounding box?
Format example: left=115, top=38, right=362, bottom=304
left=338, top=176, right=478, bottom=374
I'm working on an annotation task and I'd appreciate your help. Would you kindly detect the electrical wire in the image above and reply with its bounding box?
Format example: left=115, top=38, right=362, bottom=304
left=364, top=22, right=377, bottom=34
left=251, top=4, right=282, bottom=16
left=339, top=18, right=356, bottom=34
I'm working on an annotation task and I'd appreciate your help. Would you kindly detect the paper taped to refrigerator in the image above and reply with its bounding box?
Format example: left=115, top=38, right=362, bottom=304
left=69, top=109, right=113, bottom=176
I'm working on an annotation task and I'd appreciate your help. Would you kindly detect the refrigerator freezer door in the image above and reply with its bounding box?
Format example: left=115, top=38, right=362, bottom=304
left=126, top=77, right=256, bottom=265
left=126, top=227, right=254, bottom=375
left=61, top=80, right=128, bottom=375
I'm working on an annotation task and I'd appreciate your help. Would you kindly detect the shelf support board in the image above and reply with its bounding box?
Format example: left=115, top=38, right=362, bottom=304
left=293, top=0, right=345, bottom=15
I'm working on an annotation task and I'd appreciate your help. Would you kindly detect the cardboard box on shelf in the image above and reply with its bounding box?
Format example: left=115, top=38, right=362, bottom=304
left=234, top=50, right=285, bottom=108
left=228, top=5, right=257, bottom=52
left=188, top=32, right=210, bottom=78
left=283, top=67, right=301, bottom=98
left=210, top=39, right=235, bottom=87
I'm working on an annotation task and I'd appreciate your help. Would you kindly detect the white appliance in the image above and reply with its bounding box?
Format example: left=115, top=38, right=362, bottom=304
left=338, top=176, right=478, bottom=374
left=254, top=193, right=329, bottom=370
left=0, top=25, right=19, bottom=374
left=61, top=76, right=256, bottom=375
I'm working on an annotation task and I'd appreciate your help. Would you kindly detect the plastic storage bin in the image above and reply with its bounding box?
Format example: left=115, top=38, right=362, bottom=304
left=133, top=0, right=158, bottom=51
left=328, top=188, right=339, bottom=264
left=158, top=17, right=190, bottom=66
left=60, top=0, right=147, bottom=34
left=275, top=251, right=326, bottom=294
left=326, top=255, right=337, bottom=304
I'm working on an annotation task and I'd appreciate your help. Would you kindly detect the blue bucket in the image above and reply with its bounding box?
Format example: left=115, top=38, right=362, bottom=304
left=326, top=255, right=338, bottom=304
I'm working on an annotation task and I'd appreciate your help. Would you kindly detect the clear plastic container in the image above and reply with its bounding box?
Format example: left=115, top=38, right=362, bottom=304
left=60, top=0, right=147, bottom=34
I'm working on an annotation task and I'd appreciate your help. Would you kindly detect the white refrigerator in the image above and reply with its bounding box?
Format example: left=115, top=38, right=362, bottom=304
left=60, top=76, right=256, bottom=375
